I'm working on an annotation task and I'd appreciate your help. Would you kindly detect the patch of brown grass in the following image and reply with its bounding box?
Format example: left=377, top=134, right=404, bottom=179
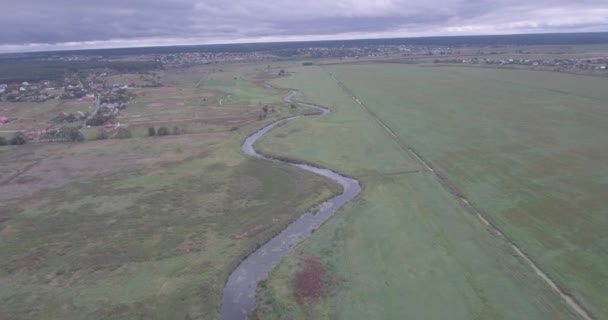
left=294, top=255, right=326, bottom=305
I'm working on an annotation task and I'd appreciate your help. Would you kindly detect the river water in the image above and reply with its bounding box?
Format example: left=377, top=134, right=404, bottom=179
left=220, top=91, right=361, bottom=320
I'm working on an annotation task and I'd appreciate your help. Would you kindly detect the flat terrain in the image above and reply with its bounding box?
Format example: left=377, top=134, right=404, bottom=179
left=253, top=66, right=581, bottom=319
left=0, top=65, right=339, bottom=319
left=327, top=64, right=608, bottom=317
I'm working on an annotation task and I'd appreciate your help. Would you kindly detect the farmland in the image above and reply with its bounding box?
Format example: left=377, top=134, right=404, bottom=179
left=0, top=65, right=340, bottom=319
left=253, top=64, right=607, bottom=319
left=1, top=40, right=607, bottom=320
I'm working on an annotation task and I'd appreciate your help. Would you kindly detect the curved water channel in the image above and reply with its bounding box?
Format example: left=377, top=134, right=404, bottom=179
left=221, top=91, right=361, bottom=320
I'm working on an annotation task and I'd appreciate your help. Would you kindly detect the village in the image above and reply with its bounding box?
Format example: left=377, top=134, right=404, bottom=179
left=433, top=56, right=608, bottom=73
left=0, top=70, right=140, bottom=143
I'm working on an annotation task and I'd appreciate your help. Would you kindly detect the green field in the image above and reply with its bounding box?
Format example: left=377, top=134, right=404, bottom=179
left=198, top=65, right=283, bottom=107
left=253, top=65, right=590, bottom=319
left=327, top=64, right=608, bottom=317
left=3, top=57, right=607, bottom=320
left=0, top=65, right=339, bottom=319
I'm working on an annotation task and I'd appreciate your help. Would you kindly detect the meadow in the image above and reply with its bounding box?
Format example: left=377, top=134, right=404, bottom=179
left=253, top=65, right=580, bottom=319
left=0, top=64, right=339, bottom=319
left=327, top=64, right=608, bottom=318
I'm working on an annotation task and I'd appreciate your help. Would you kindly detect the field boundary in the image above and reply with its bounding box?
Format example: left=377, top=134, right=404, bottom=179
left=322, top=66, right=594, bottom=320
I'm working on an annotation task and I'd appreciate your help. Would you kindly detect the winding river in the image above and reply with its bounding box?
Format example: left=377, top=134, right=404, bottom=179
left=221, top=91, right=361, bottom=320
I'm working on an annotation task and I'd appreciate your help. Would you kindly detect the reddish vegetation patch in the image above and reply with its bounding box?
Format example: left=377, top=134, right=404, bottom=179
left=294, top=256, right=326, bottom=304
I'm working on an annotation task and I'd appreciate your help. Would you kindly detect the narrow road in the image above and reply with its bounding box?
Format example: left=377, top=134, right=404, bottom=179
left=220, top=91, right=361, bottom=320
left=324, top=68, right=593, bottom=320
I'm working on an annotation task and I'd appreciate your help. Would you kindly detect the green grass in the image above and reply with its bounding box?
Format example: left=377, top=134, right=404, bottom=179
left=254, top=66, right=578, bottom=319
left=198, top=65, right=282, bottom=106
left=325, top=63, right=608, bottom=317
left=0, top=65, right=340, bottom=319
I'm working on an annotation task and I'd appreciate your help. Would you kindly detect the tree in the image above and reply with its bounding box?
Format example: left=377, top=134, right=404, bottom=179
left=61, top=127, right=84, bottom=142
left=0, top=136, right=7, bottom=146
left=10, top=132, right=27, bottom=145
left=148, top=127, right=156, bottom=136
left=278, top=69, right=286, bottom=76
left=157, top=127, right=169, bottom=136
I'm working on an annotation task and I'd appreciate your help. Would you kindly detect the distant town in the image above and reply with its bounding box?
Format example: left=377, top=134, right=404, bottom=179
left=1, top=37, right=607, bottom=143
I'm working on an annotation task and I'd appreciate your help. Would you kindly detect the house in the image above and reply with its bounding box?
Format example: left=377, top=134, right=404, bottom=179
left=22, top=81, right=29, bottom=86
left=0, top=84, right=7, bottom=94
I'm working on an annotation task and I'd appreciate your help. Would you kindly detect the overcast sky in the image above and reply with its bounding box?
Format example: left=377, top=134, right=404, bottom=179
left=1, top=0, right=607, bottom=52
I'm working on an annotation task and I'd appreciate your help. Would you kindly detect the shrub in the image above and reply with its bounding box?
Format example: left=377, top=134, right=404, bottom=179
left=116, top=127, right=132, bottom=139
left=96, top=129, right=108, bottom=140
left=148, top=127, right=156, bottom=136
left=157, top=127, right=169, bottom=136
left=61, top=127, right=84, bottom=142
left=10, top=133, right=27, bottom=145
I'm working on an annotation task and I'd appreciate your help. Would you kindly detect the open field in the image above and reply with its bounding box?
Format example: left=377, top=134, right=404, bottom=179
left=0, top=65, right=340, bottom=319
left=197, top=65, right=283, bottom=107
left=253, top=66, right=580, bottom=319
left=0, top=99, right=94, bottom=132
left=326, top=64, right=608, bottom=317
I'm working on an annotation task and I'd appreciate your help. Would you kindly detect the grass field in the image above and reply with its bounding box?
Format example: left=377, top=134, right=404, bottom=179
left=326, top=64, right=608, bottom=318
left=197, top=65, right=283, bottom=107
left=0, top=65, right=340, bottom=319
left=253, top=66, right=580, bottom=319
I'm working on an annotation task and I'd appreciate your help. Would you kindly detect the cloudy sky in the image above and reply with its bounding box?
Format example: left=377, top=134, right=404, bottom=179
left=1, top=0, right=607, bottom=52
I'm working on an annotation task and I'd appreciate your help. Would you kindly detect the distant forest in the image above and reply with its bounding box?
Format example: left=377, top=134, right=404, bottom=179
left=3, top=32, right=608, bottom=59
left=0, top=60, right=160, bottom=83
left=1, top=32, right=607, bottom=83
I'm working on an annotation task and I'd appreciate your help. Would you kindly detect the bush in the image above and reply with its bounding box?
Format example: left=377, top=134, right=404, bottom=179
left=10, top=133, right=27, bottom=145
left=61, top=127, right=84, bottom=142
left=116, top=127, right=132, bottom=139
left=157, top=127, right=169, bottom=136
left=148, top=127, right=156, bottom=136
left=86, top=113, right=107, bottom=126
left=0, top=136, right=7, bottom=146
left=96, top=129, right=108, bottom=140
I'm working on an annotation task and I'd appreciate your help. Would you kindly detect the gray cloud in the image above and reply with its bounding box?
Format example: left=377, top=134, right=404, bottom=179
left=1, top=0, right=607, bottom=52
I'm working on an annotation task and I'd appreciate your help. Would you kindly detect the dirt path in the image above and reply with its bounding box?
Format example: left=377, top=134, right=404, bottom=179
left=323, top=67, right=594, bottom=320
left=220, top=91, right=361, bottom=320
